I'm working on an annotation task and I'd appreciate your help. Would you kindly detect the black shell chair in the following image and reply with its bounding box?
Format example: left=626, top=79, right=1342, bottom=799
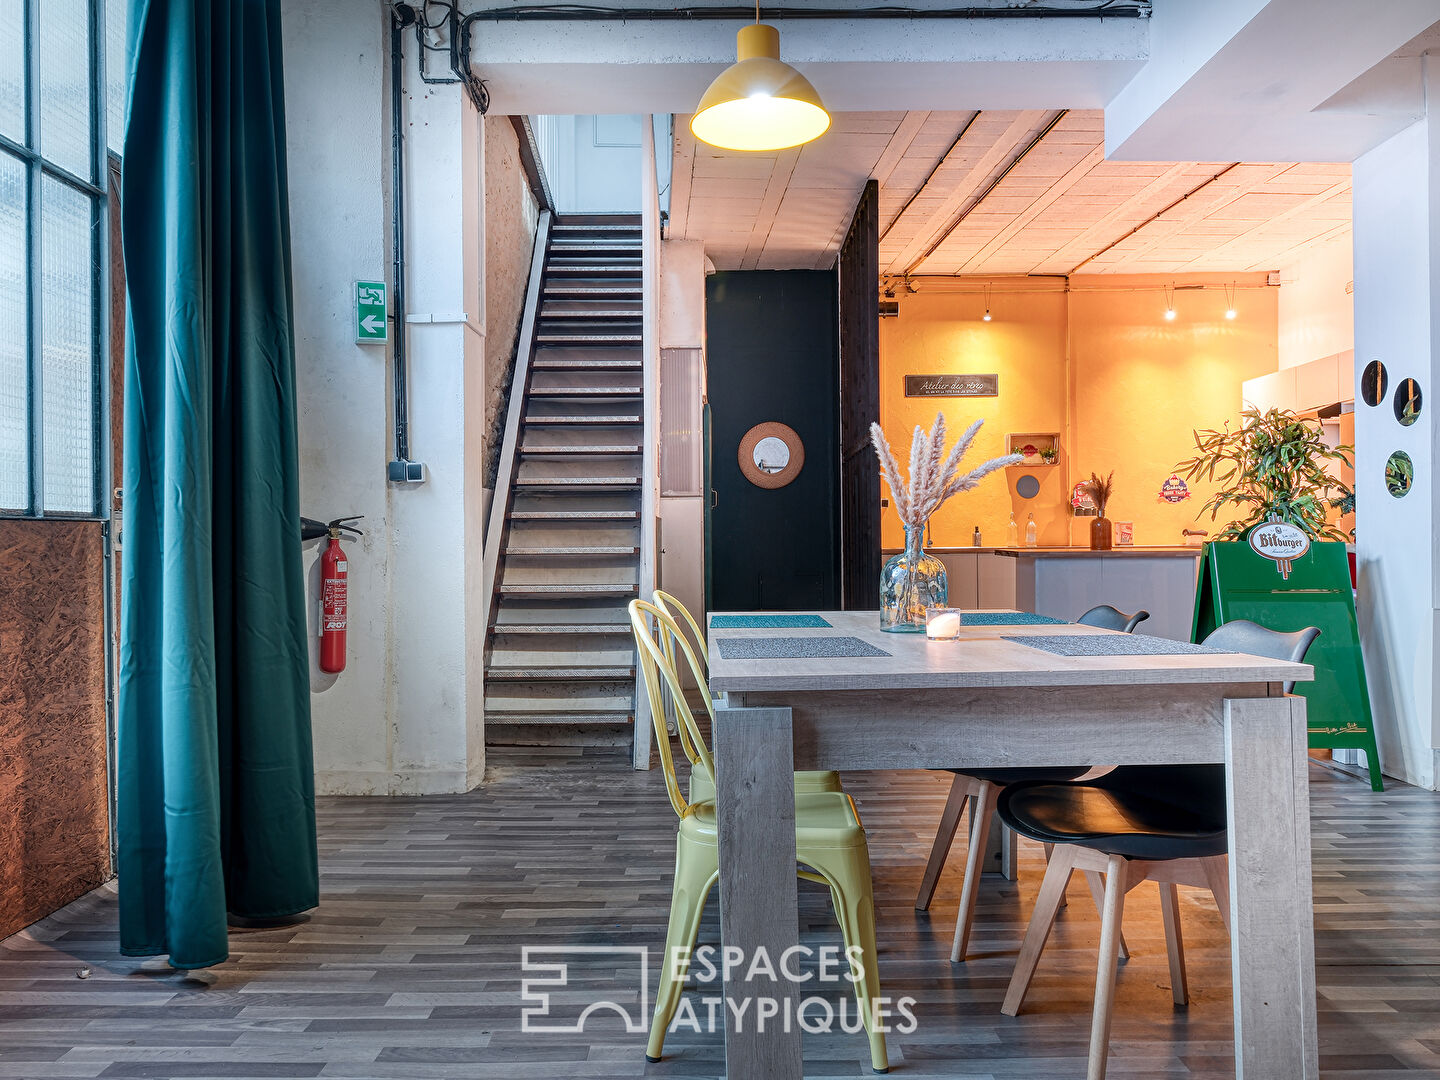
left=913, top=606, right=1150, bottom=963
left=996, top=619, right=1320, bottom=1080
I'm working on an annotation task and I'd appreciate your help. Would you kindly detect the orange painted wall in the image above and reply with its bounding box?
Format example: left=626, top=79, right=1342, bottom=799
left=878, top=277, right=1279, bottom=550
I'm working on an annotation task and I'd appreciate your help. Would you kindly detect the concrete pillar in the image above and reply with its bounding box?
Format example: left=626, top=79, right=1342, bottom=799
left=1352, top=84, right=1440, bottom=790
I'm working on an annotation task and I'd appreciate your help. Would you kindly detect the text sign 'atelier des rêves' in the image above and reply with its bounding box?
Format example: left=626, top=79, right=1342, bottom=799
left=904, top=374, right=999, bottom=398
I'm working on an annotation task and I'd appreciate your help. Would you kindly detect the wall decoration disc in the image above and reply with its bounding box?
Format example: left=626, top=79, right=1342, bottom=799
left=1015, top=474, right=1041, bottom=500
left=1157, top=474, right=1192, bottom=503
left=738, top=422, right=805, bottom=489
left=1385, top=450, right=1413, bottom=498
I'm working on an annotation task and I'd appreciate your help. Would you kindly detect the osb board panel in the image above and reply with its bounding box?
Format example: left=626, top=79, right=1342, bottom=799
left=0, top=520, right=111, bottom=940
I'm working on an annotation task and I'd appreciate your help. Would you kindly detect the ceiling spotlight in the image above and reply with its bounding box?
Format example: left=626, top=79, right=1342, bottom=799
left=691, top=17, right=830, bottom=152
left=982, top=283, right=993, bottom=322
left=1224, top=282, right=1238, bottom=320
left=1164, top=284, right=1176, bottom=321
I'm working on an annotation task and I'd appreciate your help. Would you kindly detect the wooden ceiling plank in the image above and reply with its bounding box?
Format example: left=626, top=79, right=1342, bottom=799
left=740, top=147, right=802, bottom=272
left=870, top=111, right=931, bottom=190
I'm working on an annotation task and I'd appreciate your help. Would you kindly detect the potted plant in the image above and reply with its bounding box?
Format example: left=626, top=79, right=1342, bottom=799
left=871, top=414, right=1019, bottom=631
left=1175, top=407, right=1353, bottom=540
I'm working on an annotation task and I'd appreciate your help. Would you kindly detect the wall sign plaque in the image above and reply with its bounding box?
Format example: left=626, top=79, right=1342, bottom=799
left=904, top=374, right=999, bottom=398
left=1247, top=515, right=1311, bottom=579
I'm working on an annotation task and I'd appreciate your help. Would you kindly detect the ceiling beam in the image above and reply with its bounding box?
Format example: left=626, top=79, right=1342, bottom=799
left=666, top=115, right=696, bottom=240
left=1033, top=161, right=1201, bottom=274
left=882, top=110, right=1050, bottom=276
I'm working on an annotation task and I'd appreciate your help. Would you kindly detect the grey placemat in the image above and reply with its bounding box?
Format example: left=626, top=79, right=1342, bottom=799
left=1003, top=634, right=1221, bottom=657
left=711, top=614, right=832, bottom=629
left=961, top=612, right=1068, bottom=626
left=715, top=636, right=890, bottom=660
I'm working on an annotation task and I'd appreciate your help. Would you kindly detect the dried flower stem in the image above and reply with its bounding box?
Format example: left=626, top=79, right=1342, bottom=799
left=870, top=414, right=1021, bottom=531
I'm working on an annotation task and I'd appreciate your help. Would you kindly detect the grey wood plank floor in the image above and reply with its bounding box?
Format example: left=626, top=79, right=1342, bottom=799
left=1, top=751, right=1437, bottom=1079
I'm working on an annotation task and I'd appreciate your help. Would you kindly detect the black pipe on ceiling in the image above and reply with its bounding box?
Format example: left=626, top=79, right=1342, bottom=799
left=458, top=3, right=1150, bottom=21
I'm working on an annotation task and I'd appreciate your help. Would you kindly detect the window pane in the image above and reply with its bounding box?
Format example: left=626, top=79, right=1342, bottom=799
left=40, top=175, right=94, bottom=513
left=0, top=152, right=26, bottom=510
left=105, top=0, right=125, bottom=154
left=0, top=0, right=22, bottom=145
left=39, top=0, right=92, bottom=179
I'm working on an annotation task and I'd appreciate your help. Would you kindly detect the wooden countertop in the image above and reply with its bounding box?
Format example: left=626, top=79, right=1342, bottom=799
left=886, top=545, right=1204, bottom=558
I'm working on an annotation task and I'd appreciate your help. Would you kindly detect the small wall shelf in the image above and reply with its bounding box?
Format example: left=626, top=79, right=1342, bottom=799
left=1007, top=431, right=1060, bottom=467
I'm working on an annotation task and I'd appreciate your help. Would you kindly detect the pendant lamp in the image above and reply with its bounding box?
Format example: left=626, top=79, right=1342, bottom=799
left=691, top=21, right=830, bottom=152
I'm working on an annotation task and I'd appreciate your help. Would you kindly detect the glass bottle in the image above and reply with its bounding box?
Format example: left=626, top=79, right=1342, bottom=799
left=972, top=525, right=982, bottom=548
left=879, top=523, right=948, bottom=632
left=1025, top=513, right=1037, bottom=547
left=1006, top=512, right=1019, bottom=548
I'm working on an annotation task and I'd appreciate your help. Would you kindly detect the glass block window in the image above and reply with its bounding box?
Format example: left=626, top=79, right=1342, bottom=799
left=1, top=0, right=109, bottom=516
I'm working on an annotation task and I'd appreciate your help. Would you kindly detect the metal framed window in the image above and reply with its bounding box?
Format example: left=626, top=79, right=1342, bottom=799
left=0, top=0, right=110, bottom=518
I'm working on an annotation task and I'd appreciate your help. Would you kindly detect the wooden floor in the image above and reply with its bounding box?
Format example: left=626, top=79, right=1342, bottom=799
left=2, top=751, right=1438, bottom=1078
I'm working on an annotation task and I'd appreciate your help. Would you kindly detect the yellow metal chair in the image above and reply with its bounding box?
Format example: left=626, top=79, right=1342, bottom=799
left=630, top=600, right=890, bottom=1073
left=650, top=589, right=842, bottom=802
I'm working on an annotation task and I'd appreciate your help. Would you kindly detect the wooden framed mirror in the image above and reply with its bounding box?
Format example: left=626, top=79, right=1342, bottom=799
left=738, top=422, right=805, bottom=489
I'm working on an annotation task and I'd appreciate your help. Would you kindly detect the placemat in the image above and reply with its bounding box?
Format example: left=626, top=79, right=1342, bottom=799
left=960, top=612, right=1068, bottom=626
left=715, top=636, right=890, bottom=660
left=710, top=614, right=832, bottom=628
left=1002, top=634, right=1221, bottom=657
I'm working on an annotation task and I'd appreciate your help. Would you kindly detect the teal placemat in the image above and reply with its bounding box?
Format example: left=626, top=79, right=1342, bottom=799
left=711, top=614, right=832, bottom=628
left=961, top=612, right=1068, bottom=626
left=714, top=636, right=889, bottom=660
left=1004, top=634, right=1220, bottom=657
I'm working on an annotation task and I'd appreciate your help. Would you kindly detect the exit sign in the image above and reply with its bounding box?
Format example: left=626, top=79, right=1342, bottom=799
left=354, top=280, right=388, bottom=343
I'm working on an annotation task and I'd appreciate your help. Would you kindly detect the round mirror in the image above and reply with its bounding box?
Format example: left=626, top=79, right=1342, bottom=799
left=752, top=436, right=790, bottom=473
left=1394, top=378, right=1422, bottom=426
left=738, top=422, right=805, bottom=489
left=1015, top=474, right=1041, bottom=500
left=1386, top=451, right=1413, bottom=498
left=1361, top=360, right=1387, bottom=407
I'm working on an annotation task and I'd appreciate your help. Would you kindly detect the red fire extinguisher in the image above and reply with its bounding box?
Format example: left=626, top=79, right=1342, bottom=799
left=318, top=516, right=363, bottom=674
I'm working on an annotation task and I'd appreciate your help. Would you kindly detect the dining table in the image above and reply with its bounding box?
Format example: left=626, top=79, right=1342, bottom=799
left=704, top=609, right=1318, bottom=1080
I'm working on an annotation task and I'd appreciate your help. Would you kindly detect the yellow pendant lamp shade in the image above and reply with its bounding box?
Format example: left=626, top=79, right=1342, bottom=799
left=691, top=24, right=830, bottom=152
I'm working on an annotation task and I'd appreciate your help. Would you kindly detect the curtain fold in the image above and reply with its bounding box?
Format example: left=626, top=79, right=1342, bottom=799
left=117, top=0, right=317, bottom=970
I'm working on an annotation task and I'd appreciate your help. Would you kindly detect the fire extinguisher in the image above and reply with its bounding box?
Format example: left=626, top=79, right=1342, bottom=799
left=317, top=516, right=363, bottom=674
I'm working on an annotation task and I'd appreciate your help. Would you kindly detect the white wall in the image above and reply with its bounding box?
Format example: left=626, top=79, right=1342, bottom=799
left=1278, top=232, right=1354, bottom=371
left=532, top=115, right=643, bottom=212
left=1352, top=107, right=1439, bottom=790
left=284, top=0, right=492, bottom=794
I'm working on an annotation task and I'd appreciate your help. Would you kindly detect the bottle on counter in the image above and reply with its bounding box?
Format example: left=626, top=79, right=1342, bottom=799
left=972, top=525, right=982, bottom=547
left=1006, top=512, right=1019, bottom=547
left=1025, top=513, right=1037, bottom=547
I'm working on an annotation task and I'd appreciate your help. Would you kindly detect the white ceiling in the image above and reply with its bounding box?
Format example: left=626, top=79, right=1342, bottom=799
left=667, top=109, right=1352, bottom=275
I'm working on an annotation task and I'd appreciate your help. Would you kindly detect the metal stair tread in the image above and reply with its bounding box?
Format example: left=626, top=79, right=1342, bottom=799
left=514, top=474, right=640, bottom=485
left=528, top=384, right=642, bottom=394
left=497, top=582, right=639, bottom=594
left=534, top=335, right=642, bottom=345
left=485, top=711, right=633, bottom=725
left=531, top=358, right=641, bottom=370
left=525, top=414, right=641, bottom=424
left=508, top=509, right=641, bottom=520
left=490, top=623, right=631, bottom=634
left=488, top=665, right=636, bottom=680
left=519, top=444, right=642, bottom=454
left=505, top=546, right=641, bottom=556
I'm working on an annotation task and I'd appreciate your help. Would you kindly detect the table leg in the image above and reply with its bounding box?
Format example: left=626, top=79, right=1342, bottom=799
left=1223, top=695, right=1319, bottom=1079
left=714, top=704, right=803, bottom=1079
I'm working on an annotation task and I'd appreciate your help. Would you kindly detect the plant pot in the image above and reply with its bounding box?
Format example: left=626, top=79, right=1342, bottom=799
left=880, top=524, right=948, bottom=632
left=1090, top=516, right=1113, bottom=551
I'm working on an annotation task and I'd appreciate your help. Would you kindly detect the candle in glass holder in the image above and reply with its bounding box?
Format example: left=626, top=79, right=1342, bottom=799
left=926, top=608, right=962, bottom=640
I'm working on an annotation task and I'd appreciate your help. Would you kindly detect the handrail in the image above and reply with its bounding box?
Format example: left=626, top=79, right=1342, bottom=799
left=633, top=115, right=662, bottom=770
left=481, top=209, right=554, bottom=645
left=509, top=115, right=555, bottom=214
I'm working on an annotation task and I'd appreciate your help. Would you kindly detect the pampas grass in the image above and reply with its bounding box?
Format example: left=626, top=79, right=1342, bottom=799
left=1083, top=471, right=1115, bottom=517
left=870, top=414, right=1020, bottom=530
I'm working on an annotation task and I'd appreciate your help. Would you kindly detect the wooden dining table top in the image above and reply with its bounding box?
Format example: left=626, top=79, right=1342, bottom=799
left=706, top=609, right=1314, bottom=694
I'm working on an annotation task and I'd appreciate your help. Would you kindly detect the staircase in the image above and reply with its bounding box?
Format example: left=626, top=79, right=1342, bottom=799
left=483, top=213, right=647, bottom=746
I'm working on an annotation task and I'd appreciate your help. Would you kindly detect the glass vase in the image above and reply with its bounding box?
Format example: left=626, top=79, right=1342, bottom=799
left=880, top=524, right=948, bottom=632
left=1090, top=516, right=1113, bottom=551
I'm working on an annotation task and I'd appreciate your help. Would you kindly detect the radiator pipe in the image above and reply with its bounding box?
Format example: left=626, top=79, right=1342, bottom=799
left=388, top=4, right=423, bottom=483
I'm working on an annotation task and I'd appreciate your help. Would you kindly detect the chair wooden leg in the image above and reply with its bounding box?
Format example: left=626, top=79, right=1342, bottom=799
left=1044, top=843, right=1068, bottom=908
left=1000, top=844, right=1077, bottom=1015
left=916, top=774, right=972, bottom=910
left=1201, top=855, right=1231, bottom=934
left=1158, top=881, right=1189, bottom=1006
left=1082, top=870, right=1128, bottom=960
left=1087, top=854, right=1130, bottom=1080
left=950, top=780, right=998, bottom=962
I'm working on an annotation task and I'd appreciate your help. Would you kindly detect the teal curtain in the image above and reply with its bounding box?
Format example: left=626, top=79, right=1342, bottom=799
left=117, top=0, right=317, bottom=969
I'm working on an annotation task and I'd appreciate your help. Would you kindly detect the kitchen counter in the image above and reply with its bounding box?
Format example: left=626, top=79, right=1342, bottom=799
left=910, top=545, right=1202, bottom=558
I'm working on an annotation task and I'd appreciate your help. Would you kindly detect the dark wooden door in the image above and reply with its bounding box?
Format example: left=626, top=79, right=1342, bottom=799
left=837, top=180, right=881, bottom=609
left=706, top=271, right=839, bottom=612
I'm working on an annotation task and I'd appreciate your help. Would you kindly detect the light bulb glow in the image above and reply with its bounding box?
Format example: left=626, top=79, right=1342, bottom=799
left=982, top=309, right=992, bottom=322
left=1164, top=308, right=1177, bottom=321
left=1225, top=308, right=1237, bottom=320
left=691, top=24, right=831, bottom=152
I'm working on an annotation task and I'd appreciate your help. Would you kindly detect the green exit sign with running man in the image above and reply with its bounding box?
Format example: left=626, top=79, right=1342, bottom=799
left=354, top=280, right=388, bottom=343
